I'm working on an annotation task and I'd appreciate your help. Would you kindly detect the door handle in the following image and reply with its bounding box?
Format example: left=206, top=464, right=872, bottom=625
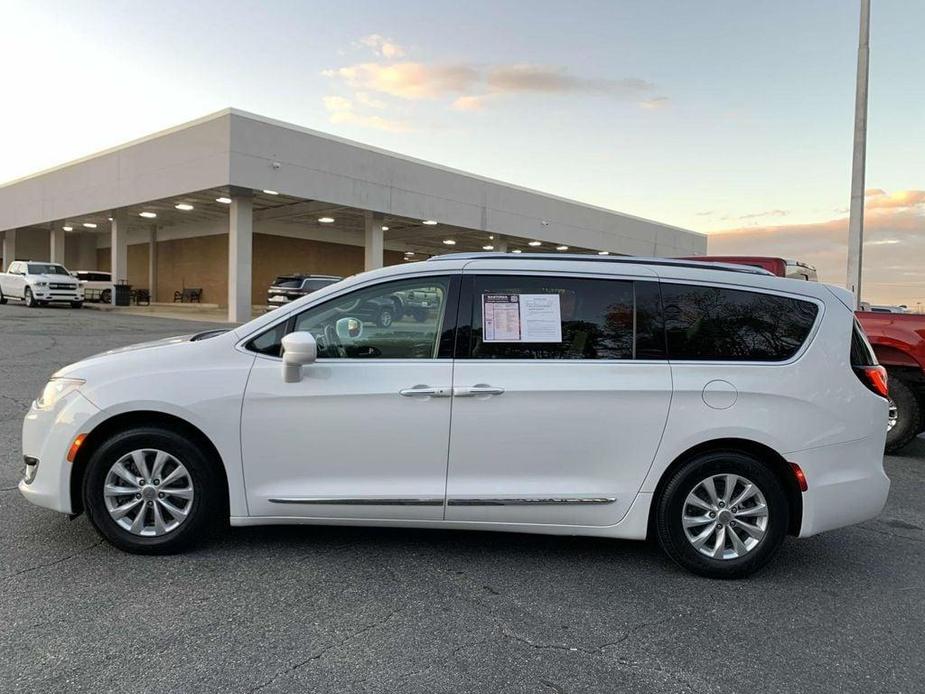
left=399, top=385, right=452, bottom=398
left=453, top=385, right=505, bottom=397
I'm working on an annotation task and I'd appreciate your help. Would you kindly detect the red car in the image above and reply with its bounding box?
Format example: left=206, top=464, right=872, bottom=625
left=680, top=255, right=925, bottom=452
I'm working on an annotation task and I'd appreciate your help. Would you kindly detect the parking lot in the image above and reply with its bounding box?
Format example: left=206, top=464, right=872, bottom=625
left=0, top=303, right=922, bottom=694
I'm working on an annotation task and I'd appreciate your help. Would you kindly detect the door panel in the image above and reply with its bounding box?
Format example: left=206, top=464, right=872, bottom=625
left=241, top=274, right=459, bottom=520
left=445, top=273, right=671, bottom=527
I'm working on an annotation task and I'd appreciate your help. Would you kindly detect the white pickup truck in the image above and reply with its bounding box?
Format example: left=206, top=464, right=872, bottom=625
left=0, top=260, right=84, bottom=308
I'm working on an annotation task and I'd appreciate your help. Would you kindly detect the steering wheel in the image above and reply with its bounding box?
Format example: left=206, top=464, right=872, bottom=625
left=323, top=324, right=348, bottom=358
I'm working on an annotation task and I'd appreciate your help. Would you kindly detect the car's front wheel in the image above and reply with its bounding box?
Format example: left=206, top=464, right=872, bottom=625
left=378, top=307, right=394, bottom=328
left=24, top=287, right=36, bottom=307
left=655, top=451, right=789, bottom=579
left=83, top=427, right=223, bottom=554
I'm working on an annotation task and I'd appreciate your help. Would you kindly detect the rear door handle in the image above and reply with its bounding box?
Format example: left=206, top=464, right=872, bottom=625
left=453, top=385, right=505, bottom=397
left=399, top=385, right=452, bottom=398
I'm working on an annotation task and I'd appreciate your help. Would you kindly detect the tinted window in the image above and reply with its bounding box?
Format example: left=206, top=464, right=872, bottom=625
left=27, top=263, right=69, bottom=275
left=302, top=279, right=338, bottom=292
left=851, top=319, right=877, bottom=366
left=468, top=276, right=649, bottom=360
left=661, top=283, right=818, bottom=361
left=273, top=276, right=303, bottom=289
left=247, top=276, right=454, bottom=359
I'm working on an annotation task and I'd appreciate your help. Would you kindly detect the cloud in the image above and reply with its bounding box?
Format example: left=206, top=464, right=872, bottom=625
left=323, top=62, right=479, bottom=100
left=484, top=64, right=654, bottom=96
left=865, top=189, right=925, bottom=210
left=640, top=96, right=670, bottom=110
left=357, top=34, right=405, bottom=59
left=738, top=209, right=789, bottom=220
left=451, top=95, right=489, bottom=111
left=321, top=95, right=409, bottom=132
left=707, top=201, right=925, bottom=306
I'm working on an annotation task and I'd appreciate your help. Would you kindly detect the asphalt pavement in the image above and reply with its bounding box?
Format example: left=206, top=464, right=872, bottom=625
left=1, top=303, right=922, bottom=694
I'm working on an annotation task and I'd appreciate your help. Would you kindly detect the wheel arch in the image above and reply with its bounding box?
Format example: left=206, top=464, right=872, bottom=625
left=648, top=438, right=803, bottom=537
left=69, top=410, right=229, bottom=517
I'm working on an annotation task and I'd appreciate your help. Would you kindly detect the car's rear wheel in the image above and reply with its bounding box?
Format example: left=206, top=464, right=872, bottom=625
left=378, top=307, right=394, bottom=328
left=655, top=451, right=788, bottom=579
left=0, top=288, right=6, bottom=304
left=83, top=427, right=223, bottom=554
left=24, top=287, right=36, bottom=307
left=884, top=375, right=921, bottom=453
left=100, top=288, right=112, bottom=304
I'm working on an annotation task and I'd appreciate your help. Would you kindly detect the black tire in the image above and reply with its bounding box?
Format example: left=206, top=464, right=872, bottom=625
left=884, top=375, right=922, bottom=453
left=82, top=427, right=224, bottom=554
left=655, top=451, right=789, bottom=579
left=70, top=301, right=84, bottom=309
left=100, top=288, right=112, bottom=304
left=24, top=287, right=36, bottom=307
left=0, top=289, right=6, bottom=304
left=413, top=309, right=428, bottom=322
left=378, top=307, right=394, bottom=328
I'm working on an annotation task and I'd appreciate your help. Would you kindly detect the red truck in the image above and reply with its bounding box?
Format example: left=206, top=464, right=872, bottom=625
left=680, top=256, right=925, bottom=453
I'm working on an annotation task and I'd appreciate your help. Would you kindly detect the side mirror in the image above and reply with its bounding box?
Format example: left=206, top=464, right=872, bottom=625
left=281, top=331, right=317, bottom=383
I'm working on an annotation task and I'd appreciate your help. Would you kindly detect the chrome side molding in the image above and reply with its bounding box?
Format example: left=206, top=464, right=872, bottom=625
left=447, top=496, right=616, bottom=506
left=268, top=497, right=444, bottom=506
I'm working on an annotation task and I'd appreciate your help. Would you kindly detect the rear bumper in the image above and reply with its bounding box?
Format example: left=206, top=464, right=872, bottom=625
left=792, top=433, right=890, bottom=537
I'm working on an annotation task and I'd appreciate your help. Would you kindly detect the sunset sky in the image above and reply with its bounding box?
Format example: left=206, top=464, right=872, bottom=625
left=1, top=0, right=922, bottom=305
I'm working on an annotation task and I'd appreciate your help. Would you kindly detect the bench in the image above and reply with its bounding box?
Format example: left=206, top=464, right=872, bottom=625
left=132, top=289, right=151, bottom=306
left=173, top=287, right=202, bottom=303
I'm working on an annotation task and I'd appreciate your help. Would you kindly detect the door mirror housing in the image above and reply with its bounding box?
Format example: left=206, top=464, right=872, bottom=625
left=281, top=331, right=317, bottom=383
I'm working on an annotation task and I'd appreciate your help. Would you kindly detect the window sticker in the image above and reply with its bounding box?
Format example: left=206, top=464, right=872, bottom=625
left=482, top=293, right=562, bottom=342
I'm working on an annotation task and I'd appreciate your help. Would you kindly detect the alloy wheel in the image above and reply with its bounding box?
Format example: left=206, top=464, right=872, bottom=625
left=887, top=400, right=898, bottom=432
left=103, top=449, right=195, bottom=536
left=682, top=473, right=768, bottom=560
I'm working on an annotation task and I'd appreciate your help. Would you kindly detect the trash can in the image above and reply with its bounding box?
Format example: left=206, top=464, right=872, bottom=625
left=114, top=282, right=132, bottom=307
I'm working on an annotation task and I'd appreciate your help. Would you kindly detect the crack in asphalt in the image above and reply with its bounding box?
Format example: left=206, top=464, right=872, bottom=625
left=856, top=524, right=925, bottom=544
left=247, top=609, right=401, bottom=693
left=0, top=539, right=104, bottom=582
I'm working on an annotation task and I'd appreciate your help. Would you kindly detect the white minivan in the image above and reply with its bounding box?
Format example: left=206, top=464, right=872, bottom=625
left=19, top=254, right=889, bottom=578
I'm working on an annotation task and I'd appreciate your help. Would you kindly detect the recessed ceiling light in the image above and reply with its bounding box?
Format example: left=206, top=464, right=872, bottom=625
left=511, top=249, right=522, bottom=254
left=317, top=217, right=335, bottom=224
left=216, top=197, right=232, bottom=204
left=381, top=225, right=389, bottom=231
left=139, top=212, right=157, bottom=219
left=422, top=220, right=438, bottom=226
left=556, top=245, right=569, bottom=251
left=597, top=251, right=610, bottom=256
left=175, top=203, right=194, bottom=211
left=82, top=222, right=97, bottom=228
left=107, top=217, right=113, bottom=221
left=263, top=190, right=279, bottom=196
left=489, top=235, right=494, bottom=240
left=62, top=225, right=73, bottom=231
left=528, top=241, right=542, bottom=247
left=442, top=239, right=456, bottom=245
left=482, top=245, right=494, bottom=250
left=404, top=251, right=415, bottom=256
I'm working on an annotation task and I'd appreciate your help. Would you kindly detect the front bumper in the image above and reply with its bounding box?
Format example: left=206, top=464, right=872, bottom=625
left=18, top=390, right=100, bottom=514
left=793, top=433, right=890, bottom=537
left=31, top=287, right=83, bottom=303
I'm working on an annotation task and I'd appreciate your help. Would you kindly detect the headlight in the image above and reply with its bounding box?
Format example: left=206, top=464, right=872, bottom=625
left=34, top=281, right=48, bottom=287
left=34, top=377, right=85, bottom=410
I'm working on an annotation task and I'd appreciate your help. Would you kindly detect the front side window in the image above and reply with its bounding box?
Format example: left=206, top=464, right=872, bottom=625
left=248, top=276, right=453, bottom=359
left=467, top=275, right=646, bottom=360
left=661, top=283, right=819, bottom=361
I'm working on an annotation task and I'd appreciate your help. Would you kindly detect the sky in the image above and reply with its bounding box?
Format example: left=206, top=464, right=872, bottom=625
left=1, top=0, right=922, bottom=305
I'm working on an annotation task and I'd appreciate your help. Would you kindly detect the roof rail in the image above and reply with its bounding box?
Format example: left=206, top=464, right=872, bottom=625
left=426, top=252, right=772, bottom=276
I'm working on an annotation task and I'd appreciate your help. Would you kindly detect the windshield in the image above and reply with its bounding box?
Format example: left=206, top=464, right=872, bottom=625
left=27, top=263, right=70, bottom=276
left=273, top=276, right=303, bottom=289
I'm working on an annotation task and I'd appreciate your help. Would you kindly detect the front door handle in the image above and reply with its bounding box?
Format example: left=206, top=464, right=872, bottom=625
left=453, top=385, right=505, bottom=397
left=399, top=385, right=452, bottom=398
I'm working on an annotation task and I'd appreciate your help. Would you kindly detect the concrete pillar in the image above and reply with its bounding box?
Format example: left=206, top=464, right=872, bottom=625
left=496, top=240, right=508, bottom=253
left=2, top=229, right=16, bottom=270
left=228, top=194, right=253, bottom=323
left=110, top=210, right=128, bottom=305
left=364, top=211, right=384, bottom=271
left=148, top=225, right=158, bottom=301
left=50, top=223, right=66, bottom=264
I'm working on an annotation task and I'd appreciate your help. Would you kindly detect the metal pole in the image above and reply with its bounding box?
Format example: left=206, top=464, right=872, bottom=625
left=846, top=0, right=871, bottom=308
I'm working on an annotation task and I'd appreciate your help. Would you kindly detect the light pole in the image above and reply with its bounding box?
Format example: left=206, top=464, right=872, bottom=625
left=846, top=0, right=871, bottom=308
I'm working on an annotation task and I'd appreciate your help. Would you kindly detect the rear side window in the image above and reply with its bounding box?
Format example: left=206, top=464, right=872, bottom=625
left=273, top=276, right=302, bottom=288
left=467, top=276, right=660, bottom=360
left=850, top=319, right=877, bottom=366
left=661, top=283, right=819, bottom=362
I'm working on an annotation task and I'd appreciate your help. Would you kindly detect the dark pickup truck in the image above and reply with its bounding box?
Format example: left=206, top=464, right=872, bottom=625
left=266, top=274, right=342, bottom=312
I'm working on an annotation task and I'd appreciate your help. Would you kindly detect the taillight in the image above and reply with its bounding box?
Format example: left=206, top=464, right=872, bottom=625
left=853, top=365, right=889, bottom=398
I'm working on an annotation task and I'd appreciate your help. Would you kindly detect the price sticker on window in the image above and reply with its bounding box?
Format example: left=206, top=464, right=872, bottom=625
left=482, top=293, right=562, bottom=342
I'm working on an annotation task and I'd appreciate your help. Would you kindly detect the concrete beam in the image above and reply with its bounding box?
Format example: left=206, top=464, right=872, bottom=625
left=228, top=195, right=253, bottom=323
left=364, top=211, right=384, bottom=271
left=110, top=210, right=128, bottom=305
left=1, top=229, right=15, bottom=270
